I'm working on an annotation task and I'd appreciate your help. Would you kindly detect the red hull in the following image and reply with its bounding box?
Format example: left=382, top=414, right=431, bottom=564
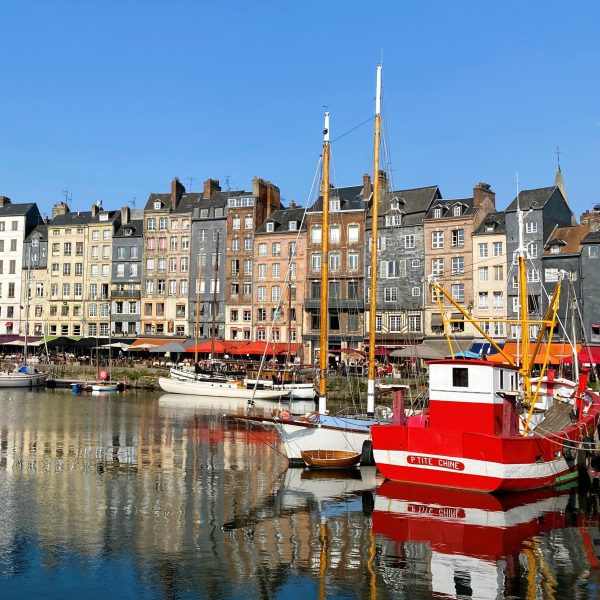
left=372, top=392, right=600, bottom=493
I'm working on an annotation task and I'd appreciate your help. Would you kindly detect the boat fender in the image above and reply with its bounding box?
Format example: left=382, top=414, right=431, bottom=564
left=360, top=440, right=375, bottom=466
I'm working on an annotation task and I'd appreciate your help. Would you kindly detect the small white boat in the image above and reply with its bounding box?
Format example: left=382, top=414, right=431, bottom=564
left=158, top=376, right=289, bottom=400
left=91, top=382, right=119, bottom=392
left=0, top=366, right=47, bottom=388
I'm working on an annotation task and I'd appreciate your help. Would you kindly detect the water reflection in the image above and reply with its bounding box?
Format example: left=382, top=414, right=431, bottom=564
left=1, top=388, right=600, bottom=599
left=373, top=481, right=600, bottom=598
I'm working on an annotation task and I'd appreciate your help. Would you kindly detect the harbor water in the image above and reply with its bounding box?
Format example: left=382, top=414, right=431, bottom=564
left=1, top=388, right=600, bottom=599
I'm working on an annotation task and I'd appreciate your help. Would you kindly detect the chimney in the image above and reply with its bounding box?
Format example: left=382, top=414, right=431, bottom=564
left=121, top=205, right=130, bottom=225
left=203, top=178, right=221, bottom=200
left=362, top=174, right=371, bottom=198
left=377, top=170, right=389, bottom=191
left=0, top=196, right=11, bottom=207
left=43, top=215, right=49, bottom=225
left=91, top=203, right=99, bottom=217
left=289, top=200, right=296, bottom=209
left=473, top=182, right=495, bottom=209
left=171, top=177, right=185, bottom=209
left=52, top=202, right=69, bottom=219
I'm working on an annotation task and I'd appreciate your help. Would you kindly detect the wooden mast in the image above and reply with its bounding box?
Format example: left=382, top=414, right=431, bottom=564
left=194, top=253, right=203, bottom=365
left=367, top=64, right=382, bottom=417
left=211, top=231, right=220, bottom=360
left=516, top=186, right=531, bottom=404
left=318, top=112, right=331, bottom=414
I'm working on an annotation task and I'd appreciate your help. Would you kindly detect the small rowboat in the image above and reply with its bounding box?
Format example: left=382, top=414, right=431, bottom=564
left=301, top=450, right=361, bottom=469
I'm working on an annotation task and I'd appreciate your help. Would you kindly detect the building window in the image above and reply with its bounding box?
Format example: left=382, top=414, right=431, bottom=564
left=494, top=265, right=503, bottom=281
left=493, top=292, right=503, bottom=308
left=526, top=222, right=538, bottom=234
left=389, top=315, right=403, bottom=332
left=384, top=287, right=398, bottom=302
left=478, top=292, right=488, bottom=308
left=453, top=205, right=462, bottom=217
left=432, top=231, right=444, bottom=249
left=527, top=242, right=538, bottom=258
left=404, top=234, right=415, bottom=249
left=408, top=315, right=422, bottom=333
left=479, top=267, right=488, bottom=282
left=329, top=225, right=340, bottom=244
left=412, top=287, right=421, bottom=297
left=348, top=252, right=359, bottom=270
left=244, top=216, right=253, bottom=229
left=348, top=224, right=359, bottom=243
left=493, top=241, right=503, bottom=256
left=431, top=258, right=444, bottom=276
left=434, top=207, right=442, bottom=218
left=147, top=218, right=156, bottom=231
left=311, top=253, right=321, bottom=271
left=451, top=257, right=464, bottom=274
left=451, top=284, right=464, bottom=302
left=329, top=252, right=340, bottom=271
left=589, top=245, right=599, bottom=258
left=272, top=243, right=281, bottom=257
left=311, top=226, right=322, bottom=244
left=451, top=229, right=464, bottom=247
left=479, top=243, right=488, bottom=258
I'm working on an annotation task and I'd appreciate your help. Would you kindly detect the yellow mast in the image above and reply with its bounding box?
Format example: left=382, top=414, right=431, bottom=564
left=318, top=112, right=331, bottom=414
left=194, top=255, right=203, bottom=365
left=367, top=64, right=382, bottom=417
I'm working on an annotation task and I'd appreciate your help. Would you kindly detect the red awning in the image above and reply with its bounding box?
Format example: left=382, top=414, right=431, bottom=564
left=230, top=342, right=301, bottom=356
left=5, top=322, right=13, bottom=327
left=186, top=340, right=239, bottom=354
left=563, top=347, right=600, bottom=365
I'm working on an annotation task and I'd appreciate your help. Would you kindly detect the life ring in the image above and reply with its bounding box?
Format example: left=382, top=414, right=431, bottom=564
left=280, top=410, right=290, bottom=420
left=99, top=369, right=108, bottom=381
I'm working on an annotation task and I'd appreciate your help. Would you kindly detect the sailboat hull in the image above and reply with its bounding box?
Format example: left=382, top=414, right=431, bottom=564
left=0, top=372, right=47, bottom=388
left=158, top=376, right=290, bottom=400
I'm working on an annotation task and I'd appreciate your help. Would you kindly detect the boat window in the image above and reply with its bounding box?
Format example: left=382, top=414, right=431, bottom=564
left=452, top=367, right=469, bottom=387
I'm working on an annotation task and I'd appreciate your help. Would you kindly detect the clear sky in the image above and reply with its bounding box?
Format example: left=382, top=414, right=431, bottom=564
left=1, top=1, right=599, bottom=219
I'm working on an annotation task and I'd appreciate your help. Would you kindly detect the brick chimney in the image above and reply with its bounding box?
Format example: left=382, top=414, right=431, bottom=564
left=203, top=178, right=221, bottom=200
left=121, top=205, right=130, bottom=225
left=378, top=170, right=389, bottom=191
left=52, top=202, right=69, bottom=219
left=91, top=202, right=100, bottom=217
left=289, top=200, right=296, bottom=209
left=0, top=196, right=11, bottom=207
left=473, top=182, right=495, bottom=209
left=171, top=177, right=185, bottom=209
left=362, top=174, right=371, bottom=198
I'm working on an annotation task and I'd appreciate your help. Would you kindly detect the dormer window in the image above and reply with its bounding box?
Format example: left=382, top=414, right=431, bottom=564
left=485, top=222, right=495, bottom=232
left=434, top=207, right=442, bottom=218
left=266, top=222, right=275, bottom=233
left=32, top=237, right=39, bottom=247
left=386, top=214, right=402, bottom=227
left=289, top=220, right=297, bottom=231
left=153, top=201, right=161, bottom=210
left=330, top=199, right=340, bottom=212
left=453, top=205, right=462, bottom=217
left=550, top=245, right=560, bottom=254
left=200, top=209, right=209, bottom=218
left=124, top=228, right=133, bottom=236
left=99, top=213, right=109, bottom=221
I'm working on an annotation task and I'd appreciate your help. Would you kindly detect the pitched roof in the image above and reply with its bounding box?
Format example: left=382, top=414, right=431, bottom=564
left=50, top=209, right=120, bottom=226
left=474, top=211, right=506, bottom=235
left=424, top=197, right=476, bottom=220
left=582, top=230, right=600, bottom=244
left=544, top=223, right=589, bottom=254
left=505, top=186, right=557, bottom=211
left=309, top=184, right=365, bottom=212
left=25, top=223, right=48, bottom=242
left=0, top=202, right=39, bottom=217
left=114, top=219, right=144, bottom=237
left=255, top=207, right=308, bottom=234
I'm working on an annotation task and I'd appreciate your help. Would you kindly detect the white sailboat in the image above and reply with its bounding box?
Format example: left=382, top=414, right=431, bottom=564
left=0, top=249, right=47, bottom=388
left=236, top=65, right=389, bottom=466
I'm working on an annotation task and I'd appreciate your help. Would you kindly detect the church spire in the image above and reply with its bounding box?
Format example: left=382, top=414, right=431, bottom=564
left=554, top=145, right=575, bottom=224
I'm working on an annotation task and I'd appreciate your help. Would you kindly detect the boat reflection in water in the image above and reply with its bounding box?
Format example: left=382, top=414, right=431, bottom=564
left=372, top=480, right=600, bottom=598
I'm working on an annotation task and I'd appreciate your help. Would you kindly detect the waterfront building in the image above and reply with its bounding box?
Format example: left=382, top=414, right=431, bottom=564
left=303, top=179, right=367, bottom=361
left=252, top=203, right=307, bottom=352
left=111, top=206, right=143, bottom=337
left=22, top=222, right=49, bottom=337
left=224, top=177, right=280, bottom=342
left=365, top=177, right=441, bottom=347
left=0, top=196, right=42, bottom=335
left=189, top=179, right=227, bottom=342
left=44, top=201, right=119, bottom=338
left=141, top=178, right=193, bottom=337
left=504, top=183, right=573, bottom=339
left=423, top=183, right=496, bottom=338
left=471, top=212, right=508, bottom=342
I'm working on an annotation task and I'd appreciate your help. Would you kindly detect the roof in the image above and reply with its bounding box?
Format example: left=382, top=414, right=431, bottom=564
left=309, top=184, right=365, bottom=212
left=424, top=197, right=476, bottom=220
left=370, top=185, right=441, bottom=226
left=255, top=207, right=307, bottom=234
left=0, top=202, right=39, bottom=217
left=474, top=211, right=506, bottom=235
left=582, top=230, right=600, bottom=244
left=50, top=209, right=120, bottom=227
left=25, top=223, right=48, bottom=242
left=505, top=186, right=557, bottom=211
left=544, top=223, right=589, bottom=254
left=191, top=189, right=248, bottom=219
left=114, top=219, right=144, bottom=238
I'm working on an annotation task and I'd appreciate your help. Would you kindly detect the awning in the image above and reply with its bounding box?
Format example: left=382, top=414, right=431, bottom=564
left=470, top=341, right=504, bottom=356
left=431, top=315, right=443, bottom=326
left=228, top=342, right=302, bottom=356
left=5, top=322, right=13, bottom=327
left=487, top=342, right=581, bottom=365
left=563, top=347, right=600, bottom=365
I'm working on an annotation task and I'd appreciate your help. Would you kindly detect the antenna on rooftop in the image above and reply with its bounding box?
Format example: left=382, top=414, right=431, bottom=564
left=555, top=145, right=562, bottom=170
left=224, top=176, right=231, bottom=191
left=185, top=177, right=198, bottom=191
left=62, top=189, right=72, bottom=207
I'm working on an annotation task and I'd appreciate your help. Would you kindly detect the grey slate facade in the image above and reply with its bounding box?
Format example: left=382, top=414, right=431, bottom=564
left=365, top=184, right=441, bottom=342
left=111, top=208, right=143, bottom=336
left=505, top=186, right=573, bottom=336
left=581, top=230, right=600, bottom=344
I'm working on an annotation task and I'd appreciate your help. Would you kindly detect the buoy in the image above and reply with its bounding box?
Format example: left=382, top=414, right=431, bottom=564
left=280, top=410, right=290, bottom=420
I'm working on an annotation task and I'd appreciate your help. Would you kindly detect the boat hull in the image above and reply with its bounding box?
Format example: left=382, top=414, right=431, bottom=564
left=158, top=376, right=290, bottom=400
left=91, top=383, right=119, bottom=392
left=0, top=373, right=47, bottom=388
left=372, top=402, right=600, bottom=493
left=301, top=449, right=361, bottom=469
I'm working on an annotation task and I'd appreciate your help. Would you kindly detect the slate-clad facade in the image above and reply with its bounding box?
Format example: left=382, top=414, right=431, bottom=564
left=365, top=179, right=441, bottom=344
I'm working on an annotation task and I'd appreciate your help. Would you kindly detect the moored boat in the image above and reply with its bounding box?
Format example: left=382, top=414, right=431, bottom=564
left=301, top=449, right=361, bottom=469
left=158, top=376, right=290, bottom=400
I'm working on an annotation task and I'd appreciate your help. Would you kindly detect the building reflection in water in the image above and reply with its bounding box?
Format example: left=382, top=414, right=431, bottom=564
left=1, top=389, right=600, bottom=598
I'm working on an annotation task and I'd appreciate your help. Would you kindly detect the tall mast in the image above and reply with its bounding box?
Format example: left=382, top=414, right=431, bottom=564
left=318, top=111, right=331, bottom=414
left=211, top=231, right=220, bottom=359
left=194, top=252, right=203, bottom=365
left=367, top=64, right=382, bottom=417
left=515, top=180, right=531, bottom=401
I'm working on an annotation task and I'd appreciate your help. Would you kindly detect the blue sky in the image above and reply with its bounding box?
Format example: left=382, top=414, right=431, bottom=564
left=1, top=1, right=599, bottom=219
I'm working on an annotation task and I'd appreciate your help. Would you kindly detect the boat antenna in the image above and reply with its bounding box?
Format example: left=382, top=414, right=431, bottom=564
left=367, top=64, right=382, bottom=417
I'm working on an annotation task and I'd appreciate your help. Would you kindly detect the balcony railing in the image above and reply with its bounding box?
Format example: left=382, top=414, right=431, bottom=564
left=111, top=290, right=141, bottom=299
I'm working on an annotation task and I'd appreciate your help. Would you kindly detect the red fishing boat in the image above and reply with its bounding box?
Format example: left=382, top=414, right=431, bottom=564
left=371, top=193, right=600, bottom=493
